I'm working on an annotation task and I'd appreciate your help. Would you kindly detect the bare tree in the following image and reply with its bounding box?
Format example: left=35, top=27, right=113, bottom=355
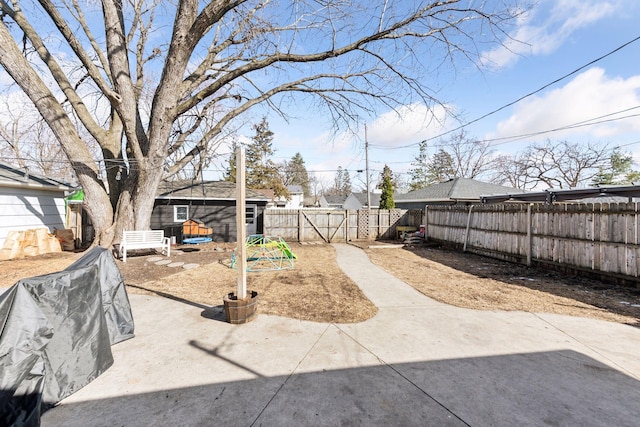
left=0, top=97, right=31, bottom=170
left=493, top=140, right=613, bottom=189
left=0, top=0, right=525, bottom=246
left=411, top=130, right=497, bottom=186
left=491, top=153, right=538, bottom=190
left=441, top=130, right=497, bottom=179
left=521, top=140, right=611, bottom=189
left=309, top=173, right=327, bottom=205
left=0, top=96, right=75, bottom=180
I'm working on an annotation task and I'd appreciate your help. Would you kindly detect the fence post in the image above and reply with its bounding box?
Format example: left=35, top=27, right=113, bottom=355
left=423, top=205, right=429, bottom=240
left=527, top=204, right=532, bottom=267
left=463, top=205, right=474, bottom=252
left=345, top=210, right=349, bottom=242
left=298, top=209, right=304, bottom=243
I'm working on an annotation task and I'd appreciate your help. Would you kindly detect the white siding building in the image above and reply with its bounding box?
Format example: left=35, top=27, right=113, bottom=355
left=274, top=185, right=304, bottom=209
left=0, top=163, right=73, bottom=248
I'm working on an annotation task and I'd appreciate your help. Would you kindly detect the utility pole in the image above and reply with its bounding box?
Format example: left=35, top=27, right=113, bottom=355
left=365, top=124, right=371, bottom=212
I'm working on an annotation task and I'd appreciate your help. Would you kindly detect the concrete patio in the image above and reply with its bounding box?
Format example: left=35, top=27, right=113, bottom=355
left=40, top=243, right=640, bottom=426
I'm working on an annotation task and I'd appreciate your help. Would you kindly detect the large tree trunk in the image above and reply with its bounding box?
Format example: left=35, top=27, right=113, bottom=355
left=0, top=21, right=116, bottom=247
left=91, top=154, right=164, bottom=249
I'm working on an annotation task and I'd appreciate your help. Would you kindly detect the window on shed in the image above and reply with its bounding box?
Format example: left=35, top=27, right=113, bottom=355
left=174, top=205, right=189, bottom=222
left=245, top=205, right=255, bottom=224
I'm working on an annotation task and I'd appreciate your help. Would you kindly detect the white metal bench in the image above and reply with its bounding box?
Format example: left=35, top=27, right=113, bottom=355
left=119, top=230, right=170, bottom=263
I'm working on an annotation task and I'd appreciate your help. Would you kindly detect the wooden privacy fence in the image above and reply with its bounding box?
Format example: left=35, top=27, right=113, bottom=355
left=425, top=203, right=640, bottom=284
left=264, top=208, right=423, bottom=242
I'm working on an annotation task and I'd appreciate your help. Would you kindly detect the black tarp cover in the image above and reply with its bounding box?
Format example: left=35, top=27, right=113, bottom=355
left=0, top=247, right=135, bottom=426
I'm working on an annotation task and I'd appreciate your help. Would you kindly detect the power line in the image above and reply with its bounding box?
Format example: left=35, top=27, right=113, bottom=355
left=368, top=106, right=640, bottom=152
left=0, top=155, right=378, bottom=176
left=369, top=34, right=640, bottom=151
left=5, top=107, right=639, bottom=176
left=487, top=109, right=640, bottom=147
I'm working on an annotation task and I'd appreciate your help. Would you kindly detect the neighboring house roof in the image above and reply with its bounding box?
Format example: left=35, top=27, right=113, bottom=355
left=0, top=162, right=73, bottom=192
left=352, top=192, right=381, bottom=208
left=287, top=185, right=303, bottom=194
left=395, top=178, right=524, bottom=204
left=156, top=180, right=270, bottom=202
left=342, top=193, right=362, bottom=210
left=318, top=192, right=381, bottom=209
left=322, top=194, right=348, bottom=207
left=253, top=188, right=276, bottom=203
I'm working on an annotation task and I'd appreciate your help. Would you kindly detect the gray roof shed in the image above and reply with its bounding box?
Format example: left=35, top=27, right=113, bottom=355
left=156, top=180, right=270, bottom=202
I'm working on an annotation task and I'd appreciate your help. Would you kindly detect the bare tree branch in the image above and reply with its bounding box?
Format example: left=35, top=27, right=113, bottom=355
left=0, top=0, right=526, bottom=246
left=495, top=140, right=613, bottom=189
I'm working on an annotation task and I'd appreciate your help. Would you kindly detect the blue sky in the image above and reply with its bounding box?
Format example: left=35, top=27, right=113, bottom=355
left=226, top=0, right=640, bottom=190
left=1, top=0, right=638, bottom=191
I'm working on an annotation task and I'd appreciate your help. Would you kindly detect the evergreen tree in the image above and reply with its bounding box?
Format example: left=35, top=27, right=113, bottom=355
left=426, top=148, right=456, bottom=183
left=342, top=169, right=352, bottom=195
left=332, top=167, right=345, bottom=195
left=409, top=140, right=430, bottom=190
left=245, top=117, right=288, bottom=198
left=378, top=165, right=395, bottom=209
left=283, top=152, right=311, bottom=195
left=224, top=140, right=238, bottom=182
left=592, top=147, right=640, bottom=185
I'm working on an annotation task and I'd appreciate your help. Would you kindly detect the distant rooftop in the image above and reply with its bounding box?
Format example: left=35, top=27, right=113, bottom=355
left=395, top=178, right=525, bottom=203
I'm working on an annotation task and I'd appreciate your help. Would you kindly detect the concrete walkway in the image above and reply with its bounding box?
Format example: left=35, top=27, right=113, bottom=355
left=42, top=243, right=640, bottom=426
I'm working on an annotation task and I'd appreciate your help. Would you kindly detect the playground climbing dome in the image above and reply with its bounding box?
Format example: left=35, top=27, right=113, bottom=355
left=231, top=235, right=296, bottom=272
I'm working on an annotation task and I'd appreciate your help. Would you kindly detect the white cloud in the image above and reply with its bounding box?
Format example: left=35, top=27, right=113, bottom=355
left=490, top=67, right=640, bottom=142
left=365, top=103, right=450, bottom=147
left=264, top=102, right=455, bottom=186
left=481, top=0, right=621, bottom=69
left=305, top=103, right=453, bottom=183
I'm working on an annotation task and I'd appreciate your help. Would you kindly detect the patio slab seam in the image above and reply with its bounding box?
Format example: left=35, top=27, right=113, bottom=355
left=248, top=323, right=333, bottom=426
left=532, top=312, right=640, bottom=380
left=333, top=323, right=470, bottom=426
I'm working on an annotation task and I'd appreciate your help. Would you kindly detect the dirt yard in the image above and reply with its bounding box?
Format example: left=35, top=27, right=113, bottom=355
left=1, top=241, right=639, bottom=326
left=0, top=242, right=377, bottom=323
left=361, top=241, right=640, bottom=326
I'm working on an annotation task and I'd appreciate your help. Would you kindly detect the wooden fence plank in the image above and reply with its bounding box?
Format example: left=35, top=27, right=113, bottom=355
left=420, top=202, right=640, bottom=281
left=264, top=208, right=422, bottom=242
